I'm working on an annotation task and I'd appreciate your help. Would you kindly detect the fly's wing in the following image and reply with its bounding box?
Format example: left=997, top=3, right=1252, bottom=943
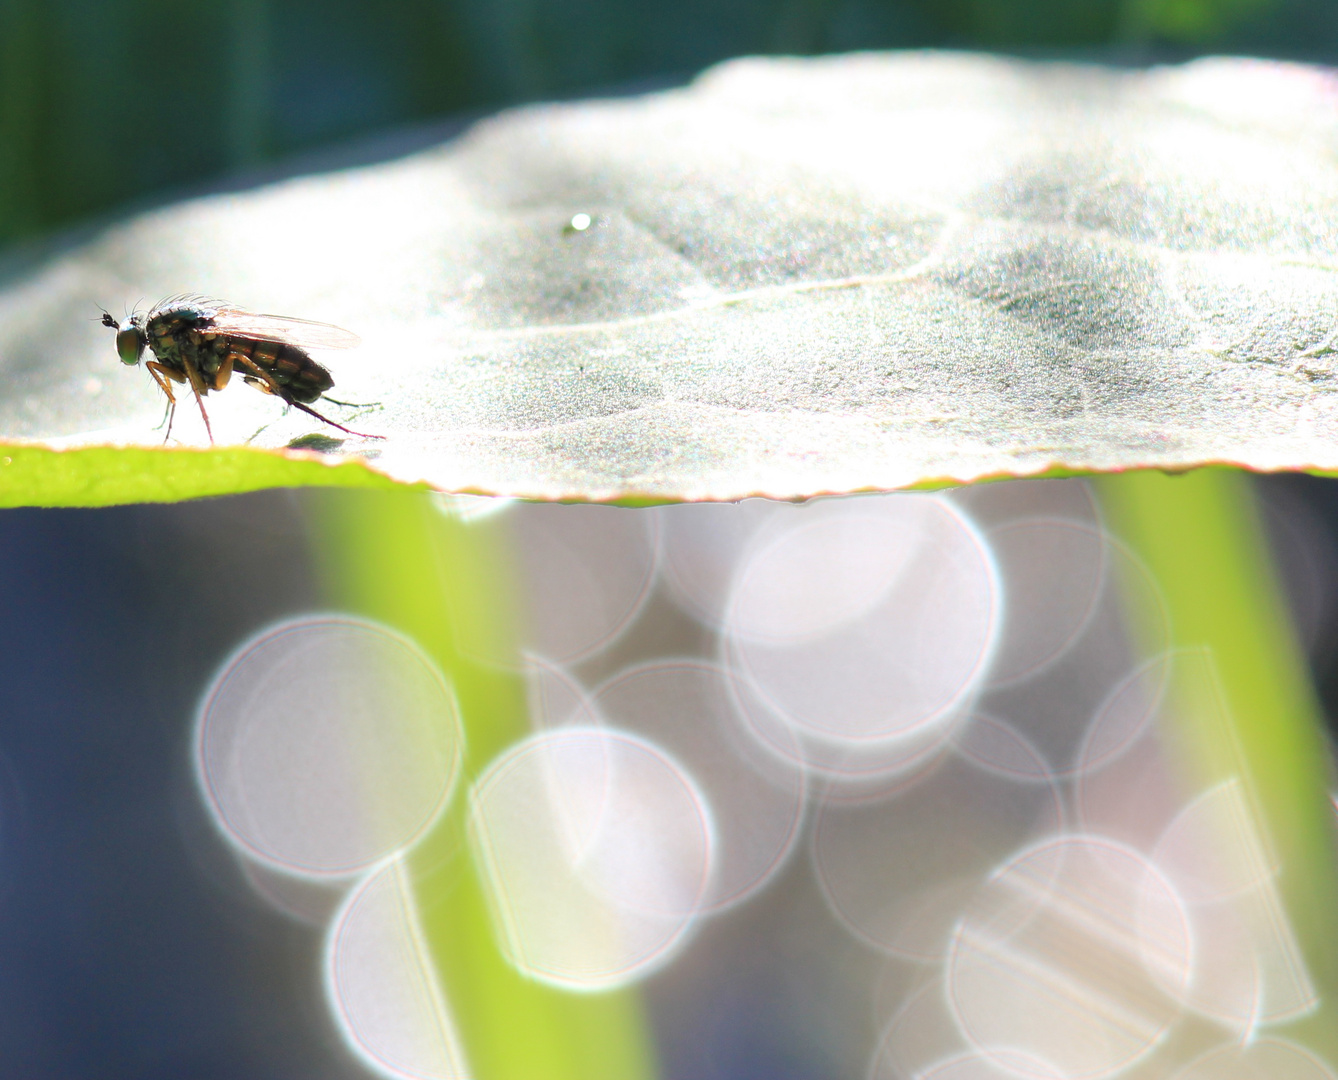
left=206, top=308, right=361, bottom=350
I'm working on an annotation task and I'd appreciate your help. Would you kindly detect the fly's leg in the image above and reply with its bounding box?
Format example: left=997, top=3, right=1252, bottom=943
left=321, top=395, right=381, bottom=409
left=181, top=357, right=214, bottom=444
left=287, top=399, right=385, bottom=439
left=233, top=353, right=383, bottom=439
left=212, top=352, right=234, bottom=391
left=145, top=360, right=184, bottom=444
left=233, top=352, right=282, bottom=395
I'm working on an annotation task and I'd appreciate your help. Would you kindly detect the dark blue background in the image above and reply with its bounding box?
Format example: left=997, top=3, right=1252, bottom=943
left=0, top=494, right=367, bottom=1078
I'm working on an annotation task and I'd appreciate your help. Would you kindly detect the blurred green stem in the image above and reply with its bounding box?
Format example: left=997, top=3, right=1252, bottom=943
left=1097, top=467, right=1338, bottom=1051
left=308, top=489, right=658, bottom=1080
left=0, top=0, right=44, bottom=241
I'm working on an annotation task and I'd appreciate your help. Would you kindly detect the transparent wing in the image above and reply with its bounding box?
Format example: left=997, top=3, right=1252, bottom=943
left=207, top=307, right=361, bottom=350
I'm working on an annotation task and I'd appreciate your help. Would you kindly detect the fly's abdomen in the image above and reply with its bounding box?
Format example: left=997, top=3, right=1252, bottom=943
left=228, top=338, right=334, bottom=404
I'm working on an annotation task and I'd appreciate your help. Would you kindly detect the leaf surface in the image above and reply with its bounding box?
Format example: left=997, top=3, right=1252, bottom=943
left=5, top=52, right=1338, bottom=504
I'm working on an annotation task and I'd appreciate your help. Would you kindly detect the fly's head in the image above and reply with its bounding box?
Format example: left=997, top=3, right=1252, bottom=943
left=101, top=310, right=147, bottom=366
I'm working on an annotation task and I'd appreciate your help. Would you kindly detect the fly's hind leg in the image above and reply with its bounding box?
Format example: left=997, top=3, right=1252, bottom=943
left=212, top=352, right=234, bottom=391
left=321, top=395, right=381, bottom=409
left=287, top=399, right=385, bottom=440
left=145, top=360, right=184, bottom=444
left=233, top=353, right=383, bottom=440
left=233, top=352, right=282, bottom=396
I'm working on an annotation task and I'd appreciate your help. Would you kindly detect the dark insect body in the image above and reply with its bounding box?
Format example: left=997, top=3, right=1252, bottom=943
left=101, top=296, right=380, bottom=443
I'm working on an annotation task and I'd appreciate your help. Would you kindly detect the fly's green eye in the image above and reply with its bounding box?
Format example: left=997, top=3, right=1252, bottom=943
left=115, top=326, right=145, bottom=365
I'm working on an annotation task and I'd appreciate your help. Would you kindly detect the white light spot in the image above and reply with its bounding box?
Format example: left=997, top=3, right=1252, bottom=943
left=1154, top=777, right=1316, bottom=1029
left=947, top=836, right=1191, bottom=1080
left=431, top=493, right=515, bottom=523
left=916, top=1050, right=1066, bottom=1079
left=196, top=617, right=463, bottom=876
left=657, top=499, right=786, bottom=629
left=569, top=213, right=592, bottom=231
left=982, top=520, right=1105, bottom=686
left=469, top=728, right=713, bottom=990
left=509, top=503, right=659, bottom=665
left=723, top=494, right=999, bottom=785
left=327, top=859, right=469, bottom=1080
left=1071, top=652, right=1172, bottom=780
left=1154, top=777, right=1277, bottom=906
left=979, top=536, right=1170, bottom=780
left=1173, top=1037, right=1337, bottom=1080
left=523, top=653, right=602, bottom=732
left=591, top=661, right=805, bottom=910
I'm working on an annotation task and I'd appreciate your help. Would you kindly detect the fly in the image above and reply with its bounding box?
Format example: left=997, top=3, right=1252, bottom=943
left=101, top=295, right=381, bottom=443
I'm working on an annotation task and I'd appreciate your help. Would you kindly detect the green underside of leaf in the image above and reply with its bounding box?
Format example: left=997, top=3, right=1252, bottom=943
left=0, top=440, right=1104, bottom=508
left=0, top=442, right=417, bottom=507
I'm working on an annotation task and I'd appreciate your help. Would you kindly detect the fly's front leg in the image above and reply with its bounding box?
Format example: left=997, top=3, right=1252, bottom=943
left=145, top=360, right=183, bottom=443
left=145, top=360, right=182, bottom=402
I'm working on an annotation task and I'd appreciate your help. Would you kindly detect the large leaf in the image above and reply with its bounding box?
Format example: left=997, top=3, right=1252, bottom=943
left=4, top=51, right=1338, bottom=504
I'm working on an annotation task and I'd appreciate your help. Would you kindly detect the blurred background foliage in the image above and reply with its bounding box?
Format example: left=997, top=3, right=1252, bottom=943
left=3, top=0, right=1338, bottom=251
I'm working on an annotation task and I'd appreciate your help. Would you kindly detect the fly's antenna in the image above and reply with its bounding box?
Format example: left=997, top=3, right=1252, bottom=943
left=98, top=308, right=118, bottom=329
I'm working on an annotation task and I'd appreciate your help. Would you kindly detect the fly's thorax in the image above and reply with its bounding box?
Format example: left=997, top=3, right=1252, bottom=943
left=145, top=330, right=183, bottom=369
left=193, top=332, right=233, bottom=379
left=146, top=306, right=211, bottom=347
left=143, top=308, right=230, bottom=382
